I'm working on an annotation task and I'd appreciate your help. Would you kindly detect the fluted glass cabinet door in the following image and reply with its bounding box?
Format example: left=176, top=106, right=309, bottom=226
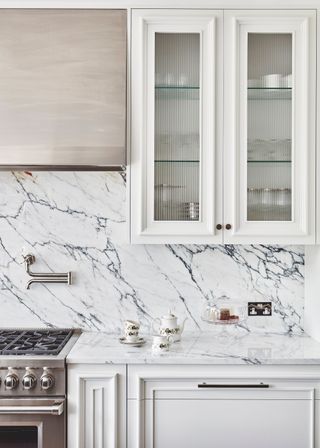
left=131, top=10, right=223, bottom=244
left=154, top=33, right=200, bottom=222
left=224, top=10, right=316, bottom=244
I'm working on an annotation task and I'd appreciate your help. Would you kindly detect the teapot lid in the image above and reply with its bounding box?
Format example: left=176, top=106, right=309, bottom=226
left=162, top=310, right=177, bottom=320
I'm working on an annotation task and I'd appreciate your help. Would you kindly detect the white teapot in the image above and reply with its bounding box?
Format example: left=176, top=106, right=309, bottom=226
left=152, top=310, right=187, bottom=342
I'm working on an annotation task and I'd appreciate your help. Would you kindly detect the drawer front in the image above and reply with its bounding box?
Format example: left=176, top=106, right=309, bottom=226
left=127, top=366, right=320, bottom=448
left=145, top=393, right=313, bottom=448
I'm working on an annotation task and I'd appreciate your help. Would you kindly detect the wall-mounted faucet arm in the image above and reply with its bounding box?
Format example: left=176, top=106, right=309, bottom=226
left=23, top=254, right=72, bottom=289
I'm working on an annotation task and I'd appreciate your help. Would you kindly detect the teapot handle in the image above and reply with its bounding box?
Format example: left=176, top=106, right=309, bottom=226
left=152, top=318, right=161, bottom=333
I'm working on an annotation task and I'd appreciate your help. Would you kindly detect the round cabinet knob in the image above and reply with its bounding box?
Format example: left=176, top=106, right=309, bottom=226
left=22, top=372, right=37, bottom=390
left=40, top=372, right=55, bottom=391
left=225, top=224, right=232, bottom=230
left=5, top=373, right=19, bottom=390
left=216, top=224, right=222, bottom=230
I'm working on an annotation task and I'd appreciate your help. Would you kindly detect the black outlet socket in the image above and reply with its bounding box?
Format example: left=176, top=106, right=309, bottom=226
left=248, top=302, right=272, bottom=316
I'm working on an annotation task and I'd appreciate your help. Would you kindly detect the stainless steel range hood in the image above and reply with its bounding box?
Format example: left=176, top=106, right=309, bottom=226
left=0, top=9, right=127, bottom=171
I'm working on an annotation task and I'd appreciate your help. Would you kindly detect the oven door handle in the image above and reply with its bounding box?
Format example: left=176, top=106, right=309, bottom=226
left=0, top=401, right=64, bottom=416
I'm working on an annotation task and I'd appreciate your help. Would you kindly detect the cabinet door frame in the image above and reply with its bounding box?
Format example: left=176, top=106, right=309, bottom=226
left=143, top=387, right=315, bottom=448
left=68, top=364, right=126, bottom=448
left=224, top=10, right=316, bottom=244
left=130, top=9, right=223, bottom=244
left=127, top=364, right=320, bottom=448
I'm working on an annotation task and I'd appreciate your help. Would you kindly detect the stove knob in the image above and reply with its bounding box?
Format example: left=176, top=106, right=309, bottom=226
left=22, top=371, right=37, bottom=390
left=40, top=370, right=55, bottom=391
left=5, top=372, right=19, bottom=390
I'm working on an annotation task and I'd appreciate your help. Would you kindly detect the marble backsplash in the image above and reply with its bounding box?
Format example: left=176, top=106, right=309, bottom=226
left=0, top=172, right=304, bottom=335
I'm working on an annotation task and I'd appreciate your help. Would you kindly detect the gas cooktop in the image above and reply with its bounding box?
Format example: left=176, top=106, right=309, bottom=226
left=0, top=328, right=80, bottom=397
left=0, top=329, right=73, bottom=356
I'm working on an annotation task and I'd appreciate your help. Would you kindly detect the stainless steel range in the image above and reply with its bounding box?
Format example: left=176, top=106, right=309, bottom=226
left=0, top=328, right=79, bottom=448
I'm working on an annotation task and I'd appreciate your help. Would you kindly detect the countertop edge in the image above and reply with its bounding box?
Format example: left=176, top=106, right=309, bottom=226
left=66, top=332, right=320, bottom=366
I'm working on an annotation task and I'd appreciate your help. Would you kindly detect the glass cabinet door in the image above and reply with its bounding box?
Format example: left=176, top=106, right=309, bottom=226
left=224, top=11, right=315, bottom=244
left=247, top=33, right=292, bottom=223
left=154, top=33, right=200, bottom=222
left=131, top=10, right=223, bottom=243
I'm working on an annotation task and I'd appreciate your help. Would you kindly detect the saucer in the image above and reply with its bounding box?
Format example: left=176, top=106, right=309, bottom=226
left=119, top=337, right=146, bottom=347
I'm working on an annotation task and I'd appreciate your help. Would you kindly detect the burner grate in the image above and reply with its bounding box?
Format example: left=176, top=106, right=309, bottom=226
left=0, top=329, right=73, bottom=356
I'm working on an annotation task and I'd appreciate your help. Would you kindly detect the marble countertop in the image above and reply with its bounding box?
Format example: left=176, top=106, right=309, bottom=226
left=66, top=331, right=320, bottom=365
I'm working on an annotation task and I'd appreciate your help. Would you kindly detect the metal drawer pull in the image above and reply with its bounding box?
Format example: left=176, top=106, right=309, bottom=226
left=0, top=402, right=64, bottom=415
left=198, top=383, right=269, bottom=389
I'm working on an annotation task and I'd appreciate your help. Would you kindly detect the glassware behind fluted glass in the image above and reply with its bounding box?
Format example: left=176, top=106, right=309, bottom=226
left=247, top=188, right=291, bottom=221
left=154, top=184, right=185, bottom=221
left=154, top=33, right=200, bottom=221
left=247, top=33, right=292, bottom=221
left=180, top=202, right=199, bottom=221
left=248, top=139, right=291, bottom=162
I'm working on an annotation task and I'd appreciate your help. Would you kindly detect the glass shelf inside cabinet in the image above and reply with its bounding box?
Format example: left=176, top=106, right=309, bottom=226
left=248, top=139, right=292, bottom=162
left=155, top=86, right=200, bottom=100
left=247, top=160, right=291, bottom=163
left=248, top=87, right=292, bottom=100
left=155, top=160, right=199, bottom=163
left=155, top=85, right=199, bottom=89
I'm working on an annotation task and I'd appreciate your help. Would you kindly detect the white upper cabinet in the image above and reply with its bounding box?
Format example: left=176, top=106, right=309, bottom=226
left=130, top=9, right=316, bottom=244
left=131, top=9, right=223, bottom=243
left=224, top=10, right=316, bottom=244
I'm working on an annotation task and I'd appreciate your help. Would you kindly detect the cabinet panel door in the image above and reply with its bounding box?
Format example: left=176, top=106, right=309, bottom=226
left=131, top=9, right=223, bottom=243
left=68, top=364, right=126, bottom=448
left=224, top=10, right=316, bottom=244
left=145, top=389, right=314, bottom=448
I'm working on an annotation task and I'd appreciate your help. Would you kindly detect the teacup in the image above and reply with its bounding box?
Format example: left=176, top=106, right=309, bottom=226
left=125, top=330, right=140, bottom=343
left=124, top=320, right=140, bottom=332
left=152, top=335, right=172, bottom=353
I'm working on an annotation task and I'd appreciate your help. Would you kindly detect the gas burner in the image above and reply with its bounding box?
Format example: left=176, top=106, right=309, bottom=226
left=0, top=328, right=80, bottom=400
left=0, top=329, right=73, bottom=356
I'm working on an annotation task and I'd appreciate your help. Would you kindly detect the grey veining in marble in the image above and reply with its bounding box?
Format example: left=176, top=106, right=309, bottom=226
left=67, top=331, right=320, bottom=365
left=0, top=172, right=304, bottom=334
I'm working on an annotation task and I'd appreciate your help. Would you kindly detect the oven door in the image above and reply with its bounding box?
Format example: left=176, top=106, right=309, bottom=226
left=0, top=398, right=65, bottom=448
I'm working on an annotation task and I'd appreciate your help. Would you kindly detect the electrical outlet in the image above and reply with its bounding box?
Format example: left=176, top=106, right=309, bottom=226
left=248, top=348, right=272, bottom=359
left=248, top=302, right=272, bottom=316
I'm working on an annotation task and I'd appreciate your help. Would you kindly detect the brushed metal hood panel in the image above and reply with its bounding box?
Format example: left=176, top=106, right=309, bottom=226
left=0, top=9, right=127, bottom=170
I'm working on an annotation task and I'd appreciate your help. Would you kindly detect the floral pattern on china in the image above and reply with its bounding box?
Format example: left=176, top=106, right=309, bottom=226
left=153, top=310, right=187, bottom=342
left=160, top=327, right=180, bottom=336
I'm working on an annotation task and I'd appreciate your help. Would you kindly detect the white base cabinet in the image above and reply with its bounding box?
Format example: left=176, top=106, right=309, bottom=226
left=68, top=364, right=126, bottom=448
left=67, top=363, right=320, bottom=448
left=127, top=365, right=320, bottom=448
